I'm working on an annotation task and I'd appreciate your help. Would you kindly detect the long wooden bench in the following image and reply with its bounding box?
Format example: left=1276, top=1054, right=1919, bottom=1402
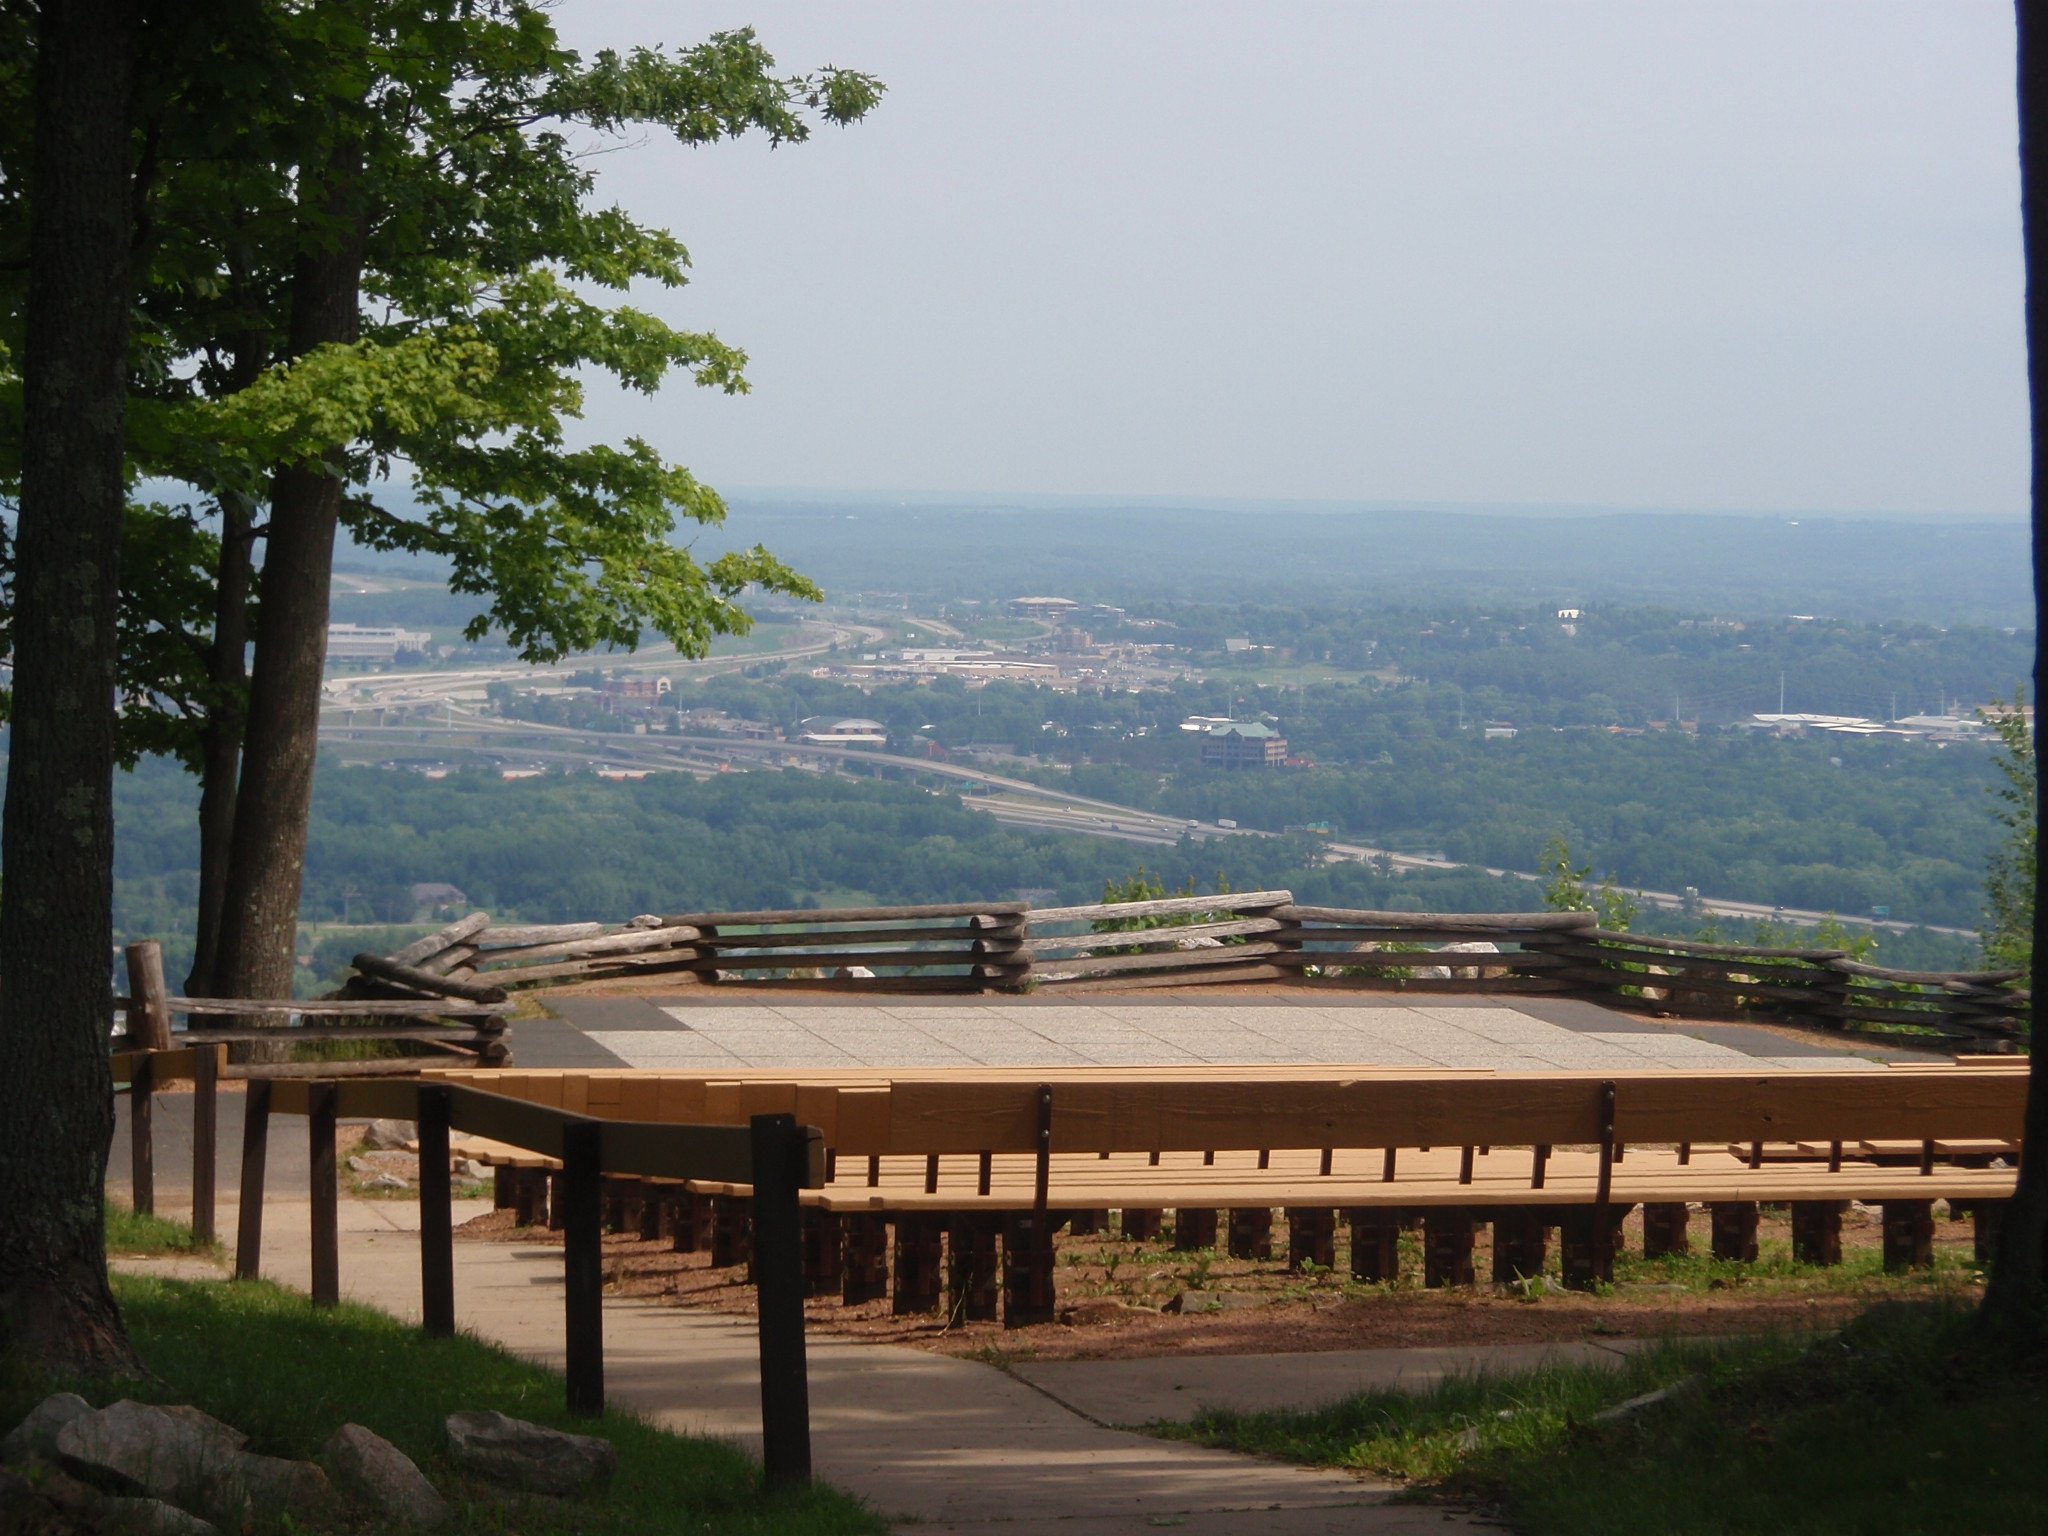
left=432, top=1062, right=2026, bottom=1323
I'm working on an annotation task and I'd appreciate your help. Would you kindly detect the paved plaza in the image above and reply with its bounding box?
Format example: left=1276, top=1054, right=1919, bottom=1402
left=532, top=991, right=1892, bottom=1073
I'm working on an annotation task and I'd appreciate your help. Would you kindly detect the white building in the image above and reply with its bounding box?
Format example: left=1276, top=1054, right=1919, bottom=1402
left=327, top=623, right=432, bottom=663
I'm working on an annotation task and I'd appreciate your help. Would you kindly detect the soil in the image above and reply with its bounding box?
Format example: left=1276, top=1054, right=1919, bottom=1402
left=454, top=1200, right=1984, bottom=1361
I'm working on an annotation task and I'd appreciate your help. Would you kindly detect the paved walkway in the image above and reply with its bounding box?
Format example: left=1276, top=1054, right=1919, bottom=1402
left=114, top=1197, right=1541, bottom=1532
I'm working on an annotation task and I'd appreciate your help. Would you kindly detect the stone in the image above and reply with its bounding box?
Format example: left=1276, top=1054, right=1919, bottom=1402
left=325, top=1423, right=450, bottom=1528
left=1, top=1391, right=91, bottom=1463
left=456, top=1159, right=489, bottom=1180
left=1057, top=1298, right=1135, bottom=1325
left=445, top=1411, right=615, bottom=1496
left=54, top=1399, right=242, bottom=1505
left=152, top=1408, right=246, bottom=1452
left=362, top=1173, right=413, bottom=1192
left=362, top=1119, right=418, bottom=1150
left=233, top=1452, right=338, bottom=1524
left=1167, top=1291, right=1261, bottom=1314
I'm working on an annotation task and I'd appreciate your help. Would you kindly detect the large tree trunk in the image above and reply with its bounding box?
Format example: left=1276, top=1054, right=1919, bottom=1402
left=186, top=496, right=256, bottom=996
left=214, top=140, right=365, bottom=1001
left=1986, top=0, right=2048, bottom=1319
left=0, top=0, right=141, bottom=1373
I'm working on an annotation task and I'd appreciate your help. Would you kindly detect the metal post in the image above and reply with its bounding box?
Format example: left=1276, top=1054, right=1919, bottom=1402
left=235, top=1078, right=271, bottom=1280
left=191, top=1045, right=217, bottom=1244
left=417, top=1084, right=455, bottom=1337
left=751, top=1113, right=812, bottom=1489
left=561, top=1118, right=605, bottom=1416
left=309, top=1081, right=339, bottom=1307
left=130, top=1052, right=154, bottom=1216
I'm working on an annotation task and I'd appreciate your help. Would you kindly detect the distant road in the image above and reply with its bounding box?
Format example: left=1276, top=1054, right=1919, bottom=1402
left=318, top=702, right=1972, bottom=938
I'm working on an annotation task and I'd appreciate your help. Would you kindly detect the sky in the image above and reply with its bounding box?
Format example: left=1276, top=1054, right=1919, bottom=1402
left=552, top=2, right=2027, bottom=518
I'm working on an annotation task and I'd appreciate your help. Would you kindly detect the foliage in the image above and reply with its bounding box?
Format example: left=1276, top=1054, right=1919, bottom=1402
left=1538, top=836, right=1639, bottom=931
left=1166, top=1302, right=2048, bottom=1536
left=1977, top=687, right=2035, bottom=978
left=0, top=1274, right=883, bottom=1536
left=1092, top=866, right=1235, bottom=933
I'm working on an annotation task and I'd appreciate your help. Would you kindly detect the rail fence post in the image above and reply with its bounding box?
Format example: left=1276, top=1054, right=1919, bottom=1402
left=129, top=1051, right=154, bottom=1217
left=417, top=1083, right=455, bottom=1337
left=235, top=1078, right=271, bottom=1279
left=561, top=1117, right=605, bottom=1416
left=191, top=1045, right=217, bottom=1244
left=309, top=1081, right=339, bottom=1306
left=751, top=1112, right=813, bottom=1489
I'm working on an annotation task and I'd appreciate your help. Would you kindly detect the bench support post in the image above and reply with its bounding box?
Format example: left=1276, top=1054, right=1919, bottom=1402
left=1226, top=1206, right=1270, bottom=1259
left=234, top=1078, right=271, bottom=1280
left=711, top=1195, right=752, bottom=1270
left=1174, top=1208, right=1218, bottom=1250
left=1560, top=1206, right=1613, bottom=1290
left=1790, top=1200, right=1843, bottom=1267
left=1642, top=1202, right=1689, bottom=1258
left=1882, top=1199, right=1935, bottom=1272
left=1286, top=1208, right=1335, bottom=1271
left=1710, top=1202, right=1759, bottom=1263
left=1422, top=1208, right=1476, bottom=1287
left=309, top=1081, right=339, bottom=1307
left=417, top=1084, right=455, bottom=1337
left=751, top=1114, right=813, bottom=1490
left=1121, top=1208, right=1162, bottom=1241
left=191, top=1045, right=217, bottom=1244
left=842, top=1212, right=889, bottom=1304
left=1973, top=1199, right=2008, bottom=1266
left=892, top=1214, right=944, bottom=1314
left=1347, top=1207, right=1400, bottom=1282
left=1002, top=1211, right=1058, bottom=1327
left=801, top=1209, right=844, bottom=1298
left=1491, top=1208, right=1547, bottom=1283
left=948, top=1213, right=998, bottom=1321
left=561, top=1117, right=605, bottom=1416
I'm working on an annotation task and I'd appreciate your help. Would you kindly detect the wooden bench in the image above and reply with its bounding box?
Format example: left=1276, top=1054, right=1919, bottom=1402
left=430, top=1062, right=2025, bottom=1321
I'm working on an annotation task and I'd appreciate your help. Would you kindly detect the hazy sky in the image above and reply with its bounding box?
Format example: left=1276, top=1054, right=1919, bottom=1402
left=554, top=2, right=2026, bottom=517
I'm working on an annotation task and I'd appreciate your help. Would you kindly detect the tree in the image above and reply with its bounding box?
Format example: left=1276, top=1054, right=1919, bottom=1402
left=0, top=0, right=143, bottom=1371
left=0, top=6, right=880, bottom=996
left=1986, top=0, right=2048, bottom=1319
left=1537, top=835, right=1639, bottom=931
left=1977, top=687, right=2034, bottom=978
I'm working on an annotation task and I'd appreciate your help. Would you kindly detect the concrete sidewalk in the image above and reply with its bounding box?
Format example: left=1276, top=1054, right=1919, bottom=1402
left=117, top=1198, right=1496, bottom=1533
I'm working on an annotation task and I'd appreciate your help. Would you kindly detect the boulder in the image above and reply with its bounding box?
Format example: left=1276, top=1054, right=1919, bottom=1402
left=445, top=1410, right=615, bottom=1496
left=361, top=1172, right=413, bottom=1192
left=54, top=1399, right=242, bottom=1505
left=54, top=1400, right=333, bottom=1528
left=1, top=1390, right=91, bottom=1463
left=362, top=1119, right=418, bottom=1151
left=325, top=1423, right=450, bottom=1527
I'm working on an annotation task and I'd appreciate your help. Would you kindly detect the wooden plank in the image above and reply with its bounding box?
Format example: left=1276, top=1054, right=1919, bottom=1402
left=600, top=1120, right=754, bottom=1183
left=698, top=925, right=1019, bottom=952
left=1031, top=962, right=1293, bottom=992
left=125, top=942, right=174, bottom=1051
left=164, top=997, right=510, bottom=1017
left=473, top=921, right=607, bottom=948
left=476, top=928, right=703, bottom=967
left=1023, top=918, right=1286, bottom=954
left=1026, top=890, right=1293, bottom=925
left=1271, top=906, right=1596, bottom=930
left=353, top=952, right=509, bottom=1003
left=1032, top=942, right=1289, bottom=979
left=390, top=911, right=494, bottom=966
left=667, top=901, right=1028, bottom=926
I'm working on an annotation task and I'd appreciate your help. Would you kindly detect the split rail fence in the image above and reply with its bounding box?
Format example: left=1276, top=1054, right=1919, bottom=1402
left=345, top=894, right=2026, bottom=1052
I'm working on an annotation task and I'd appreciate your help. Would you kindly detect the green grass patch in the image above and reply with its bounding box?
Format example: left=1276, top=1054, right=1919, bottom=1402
left=1161, top=1302, right=2048, bottom=1535
left=103, top=1202, right=221, bottom=1260
left=3, top=1274, right=883, bottom=1536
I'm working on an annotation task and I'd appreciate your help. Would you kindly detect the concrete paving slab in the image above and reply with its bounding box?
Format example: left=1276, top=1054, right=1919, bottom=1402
left=1013, top=1342, right=1638, bottom=1424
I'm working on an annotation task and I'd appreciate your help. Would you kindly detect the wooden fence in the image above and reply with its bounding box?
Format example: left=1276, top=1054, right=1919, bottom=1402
left=354, top=897, right=2028, bottom=1052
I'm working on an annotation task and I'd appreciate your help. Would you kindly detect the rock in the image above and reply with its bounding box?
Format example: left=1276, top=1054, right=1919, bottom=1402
left=152, top=1409, right=246, bottom=1452
left=54, top=1399, right=241, bottom=1504
left=1058, top=1297, right=1134, bottom=1325
left=233, top=1453, right=338, bottom=1524
left=362, top=1119, right=418, bottom=1151
left=361, top=1173, right=413, bottom=1192
left=1167, top=1291, right=1261, bottom=1315
left=325, top=1424, right=450, bottom=1528
left=455, top=1159, right=489, bottom=1180
left=1, top=1391, right=91, bottom=1463
left=445, top=1411, right=615, bottom=1496
left=97, top=1495, right=223, bottom=1535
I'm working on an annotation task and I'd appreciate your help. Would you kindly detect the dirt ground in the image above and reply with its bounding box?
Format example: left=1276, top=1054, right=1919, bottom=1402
left=456, top=1200, right=1983, bottom=1361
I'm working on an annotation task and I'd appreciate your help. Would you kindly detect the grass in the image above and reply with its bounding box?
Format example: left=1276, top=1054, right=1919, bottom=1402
left=1161, top=1301, right=2048, bottom=1535
left=5, top=1272, right=883, bottom=1536
left=104, top=1201, right=222, bottom=1261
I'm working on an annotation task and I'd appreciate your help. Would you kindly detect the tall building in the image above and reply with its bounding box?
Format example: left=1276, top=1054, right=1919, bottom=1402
left=1200, top=721, right=1287, bottom=768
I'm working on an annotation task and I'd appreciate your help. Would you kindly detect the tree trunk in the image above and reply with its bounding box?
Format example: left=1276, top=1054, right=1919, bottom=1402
left=0, top=0, right=141, bottom=1374
left=187, top=496, right=255, bottom=996
left=214, top=139, right=366, bottom=1001
left=1986, top=0, right=2048, bottom=1320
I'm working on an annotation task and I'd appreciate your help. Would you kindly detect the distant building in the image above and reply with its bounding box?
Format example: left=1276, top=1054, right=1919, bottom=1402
left=327, top=623, right=432, bottom=663
left=1557, top=608, right=1582, bottom=620
left=1008, top=596, right=1079, bottom=620
left=798, top=715, right=889, bottom=746
left=1483, top=722, right=1518, bottom=740
left=1180, top=715, right=1237, bottom=732
left=1052, top=627, right=1093, bottom=653
left=602, top=675, right=672, bottom=699
left=410, top=882, right=467, bottom=919
left=1200, top=721, right=1288, bottom=768
left=1224, top=637, right=1253, bottom=653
